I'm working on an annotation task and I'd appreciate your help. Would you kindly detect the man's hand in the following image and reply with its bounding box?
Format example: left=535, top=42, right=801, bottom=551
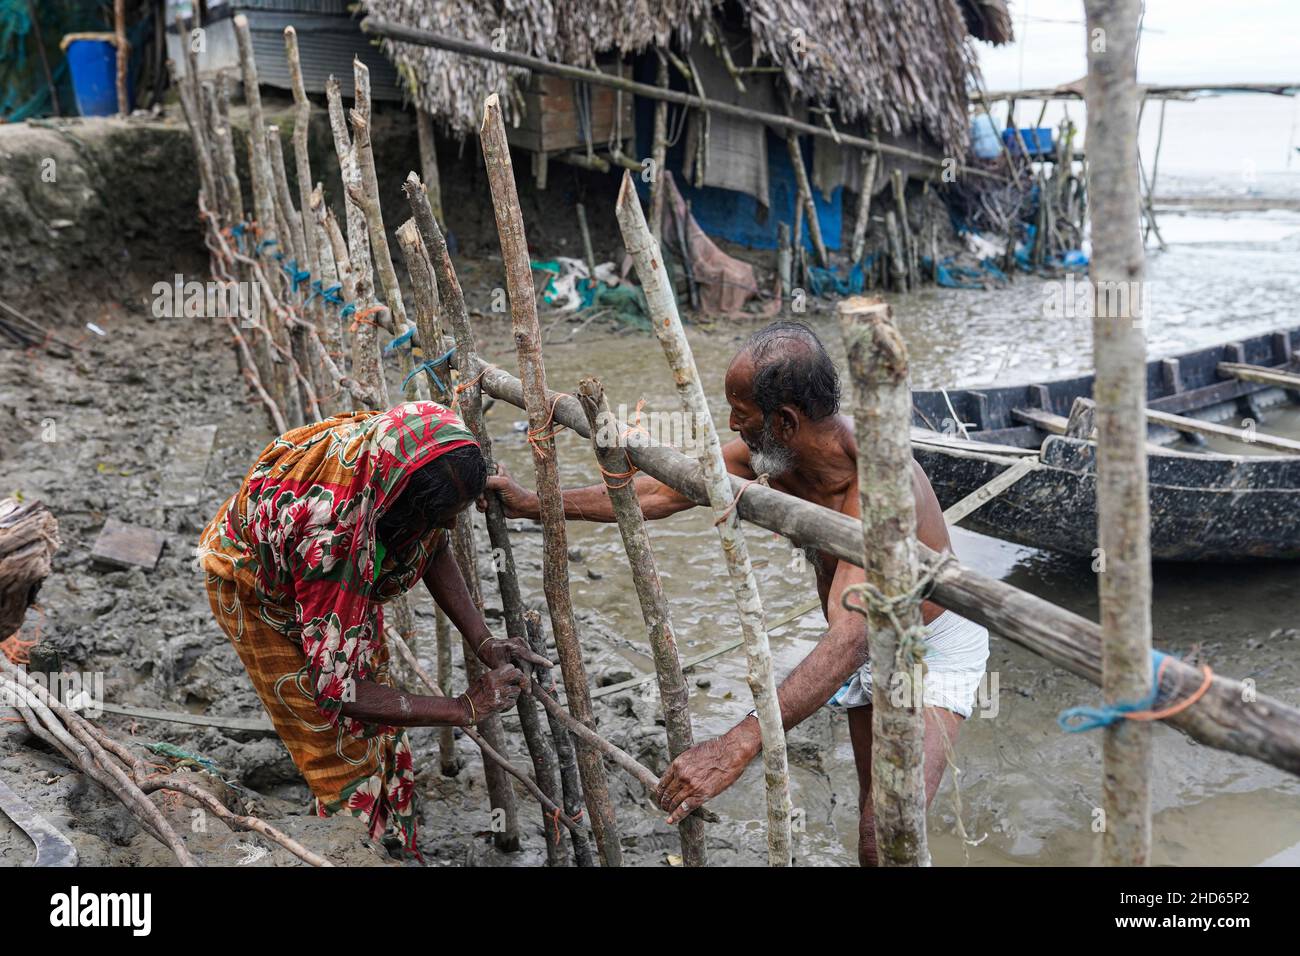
left=656, top=723, right=759, bottom=824
left=461, top=664, right=527, bottom=723
left=480, top=463, right=538, bottom=519
left=476, top=634, right=554, bottom=677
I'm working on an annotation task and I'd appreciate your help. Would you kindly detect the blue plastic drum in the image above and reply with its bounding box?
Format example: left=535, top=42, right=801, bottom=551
left=65, top=37, right=131, bottom=116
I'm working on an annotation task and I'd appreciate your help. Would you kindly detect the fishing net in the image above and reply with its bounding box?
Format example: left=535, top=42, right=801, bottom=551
left=0, top=0, right=150, bottom=122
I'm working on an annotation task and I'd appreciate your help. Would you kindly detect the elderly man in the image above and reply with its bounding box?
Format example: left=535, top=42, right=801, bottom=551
left=486, top=322, right=988, bottom=865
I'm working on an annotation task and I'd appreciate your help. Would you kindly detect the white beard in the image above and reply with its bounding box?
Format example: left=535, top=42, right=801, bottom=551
left=750, top=439, right=795, bottom=479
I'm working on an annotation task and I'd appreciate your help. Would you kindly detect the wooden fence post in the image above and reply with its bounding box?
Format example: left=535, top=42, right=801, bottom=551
left=613, top=170, right=792, bottom=866
left=1083, top=0, right=1153, bottom=867
left=479, top=94, right=624, bottom=866
left=838, top=296, right=930, bottom=866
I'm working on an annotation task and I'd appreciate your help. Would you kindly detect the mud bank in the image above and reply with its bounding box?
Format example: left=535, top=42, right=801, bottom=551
left=0, top=275, right=799, bottom=865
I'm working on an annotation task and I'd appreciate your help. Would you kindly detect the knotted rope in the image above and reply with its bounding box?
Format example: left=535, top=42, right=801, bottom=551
left=839, top=551, right=957, bottom=669
left=527, top=392, right=571, bottom=458
left=1058, top=651, right=1214, bottom=732
left=713, top=473, right=770, bottom=527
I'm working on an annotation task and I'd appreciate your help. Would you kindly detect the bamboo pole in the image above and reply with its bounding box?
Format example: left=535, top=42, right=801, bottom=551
left=267, top=128, right=312, bottom=425
left=473, top=360, right=1300, bottom=778
left=392, top=221, right=437, bottom=403
left=850, top=152, right=880, bottom=265
left=283, top=25, right=334, bottom=389
left=348, top=60, right=409, bottom=342
left=435, top=609, right=457, bottom=776
left=612, top=170, right=792, bottom=866
left=233, top=16, right=275, bottom=239
left=114, top=0, right=127, bottom=115
left=1084, top=0, right=1153, bottom=867
left=394, top=212, right=563, bottom=862
left=786, top=131, right=829, bottom=269
left=576, top=376, right=708, bottom=866
left=884, top=211, right=906, bottom=292
left=205, top=80, right=244, bottom=224
left=576, top=203, right=597, bottom=281
left=358, top=17, right=1007, bottom=183
left=838, top=297, right=930, bottom=866
left=179, top=18, right=218, bottom=204
left=891, top=169, right=917, bottom=289
left=479, top=93, right=623, bottom=867
left=233, top=14, right=297, bottom=422
left=649, top=55, right=670, bottom=241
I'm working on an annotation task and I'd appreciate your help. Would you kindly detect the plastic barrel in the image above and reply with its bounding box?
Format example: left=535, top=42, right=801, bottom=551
left=65, top=38, right=130, bottom=117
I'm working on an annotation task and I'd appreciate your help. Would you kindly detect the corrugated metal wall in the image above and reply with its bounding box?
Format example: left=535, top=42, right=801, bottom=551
left=167, top=1, right=401, bottom=101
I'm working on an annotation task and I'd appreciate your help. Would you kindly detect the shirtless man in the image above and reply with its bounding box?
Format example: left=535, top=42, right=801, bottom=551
left=485, top=322, right=989, bottom=865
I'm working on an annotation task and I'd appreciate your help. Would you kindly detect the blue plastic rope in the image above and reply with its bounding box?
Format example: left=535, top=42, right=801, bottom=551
left=339, top=302, right=357, bottom=320
left=281, top=259, right=311, bottom=293
left=1057, top=650, right=1169, bottom=733
left=308, top=281, right=344, bottom=306
left=383, top=326, right=416, bottom=354
left=402, top=347, right=457, bottom=391
left=257, top=238, right=278, bottom=253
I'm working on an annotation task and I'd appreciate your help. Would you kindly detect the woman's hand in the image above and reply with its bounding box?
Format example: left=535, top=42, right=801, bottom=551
left=460, top=665, right=527, bottom=724
left=476, top=634, right=555, bottom=676
left=480, top=463, right=539, bottom=520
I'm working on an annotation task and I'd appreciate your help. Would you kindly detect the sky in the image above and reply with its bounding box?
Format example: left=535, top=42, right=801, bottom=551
left=972, top=1, right=1300, bottom=176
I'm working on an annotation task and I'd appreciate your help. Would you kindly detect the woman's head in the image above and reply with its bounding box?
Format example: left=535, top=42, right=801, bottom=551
left=376, top=443, right=488, bottom=542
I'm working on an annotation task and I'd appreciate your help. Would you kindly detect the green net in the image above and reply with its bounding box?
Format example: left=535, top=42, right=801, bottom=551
left=1, top=1, right=123, bottom=122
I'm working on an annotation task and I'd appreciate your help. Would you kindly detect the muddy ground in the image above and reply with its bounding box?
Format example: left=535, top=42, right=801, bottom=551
left=6, top=112, right=1296, bottom=870
left=0, top=266, right=782, bottom=867
left=0, top=113, right=838, bottom=868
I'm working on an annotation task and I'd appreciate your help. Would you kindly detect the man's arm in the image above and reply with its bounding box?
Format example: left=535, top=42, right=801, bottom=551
left=656, top=555, right=870, bottom=823
left=656, top=457, right=953, bottom=823
left=483, top=438, right=756, bottom=523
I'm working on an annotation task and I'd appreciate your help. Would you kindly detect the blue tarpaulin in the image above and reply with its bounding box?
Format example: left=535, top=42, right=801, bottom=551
left=632, top=91, right=842, bottom=254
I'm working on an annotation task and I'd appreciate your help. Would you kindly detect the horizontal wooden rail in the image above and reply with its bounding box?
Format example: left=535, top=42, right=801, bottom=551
left=476, top=358, right=1300, bottom=777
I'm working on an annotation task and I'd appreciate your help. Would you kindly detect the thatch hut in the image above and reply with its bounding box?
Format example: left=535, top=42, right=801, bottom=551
left=362, top=0, right=1012, bottom=286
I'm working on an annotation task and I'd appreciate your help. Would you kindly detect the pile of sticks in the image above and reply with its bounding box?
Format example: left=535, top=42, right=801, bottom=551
left=1, top=655, right=332, bottom=866
left=949, top=110, right=1087, bottom=274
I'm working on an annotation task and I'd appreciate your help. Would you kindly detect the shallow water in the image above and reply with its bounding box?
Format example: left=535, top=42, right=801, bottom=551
left=476, top=209, right=1300, bottom=866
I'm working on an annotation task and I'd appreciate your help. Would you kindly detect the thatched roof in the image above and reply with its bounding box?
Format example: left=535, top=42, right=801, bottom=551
left=363, top=0, right=1012, bottom=157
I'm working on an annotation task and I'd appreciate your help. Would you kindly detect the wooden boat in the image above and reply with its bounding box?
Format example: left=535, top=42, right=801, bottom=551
left=910, top=327, right=1300, bottom=561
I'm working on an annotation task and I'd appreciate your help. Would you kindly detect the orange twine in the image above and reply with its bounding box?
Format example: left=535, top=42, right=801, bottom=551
left=453, top=363, right=496, bottom=396
left=713, top=473, right=770, bottom=527
left=598, top=455, right=638, bottom=491
left=1124, top=657, right=1215, bottom=723
left=527, top=392, right=570, bottom=458
left=0, top=636, right=37, bottom=665
left=550, top=806, right=584, bottom=844
left=348, top=304, right=387, bottom=333
left=624, top=398, right=650, bottom=441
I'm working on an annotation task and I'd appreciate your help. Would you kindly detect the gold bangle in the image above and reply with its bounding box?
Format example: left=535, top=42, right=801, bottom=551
left=459, top=692, right=476, bottom=725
